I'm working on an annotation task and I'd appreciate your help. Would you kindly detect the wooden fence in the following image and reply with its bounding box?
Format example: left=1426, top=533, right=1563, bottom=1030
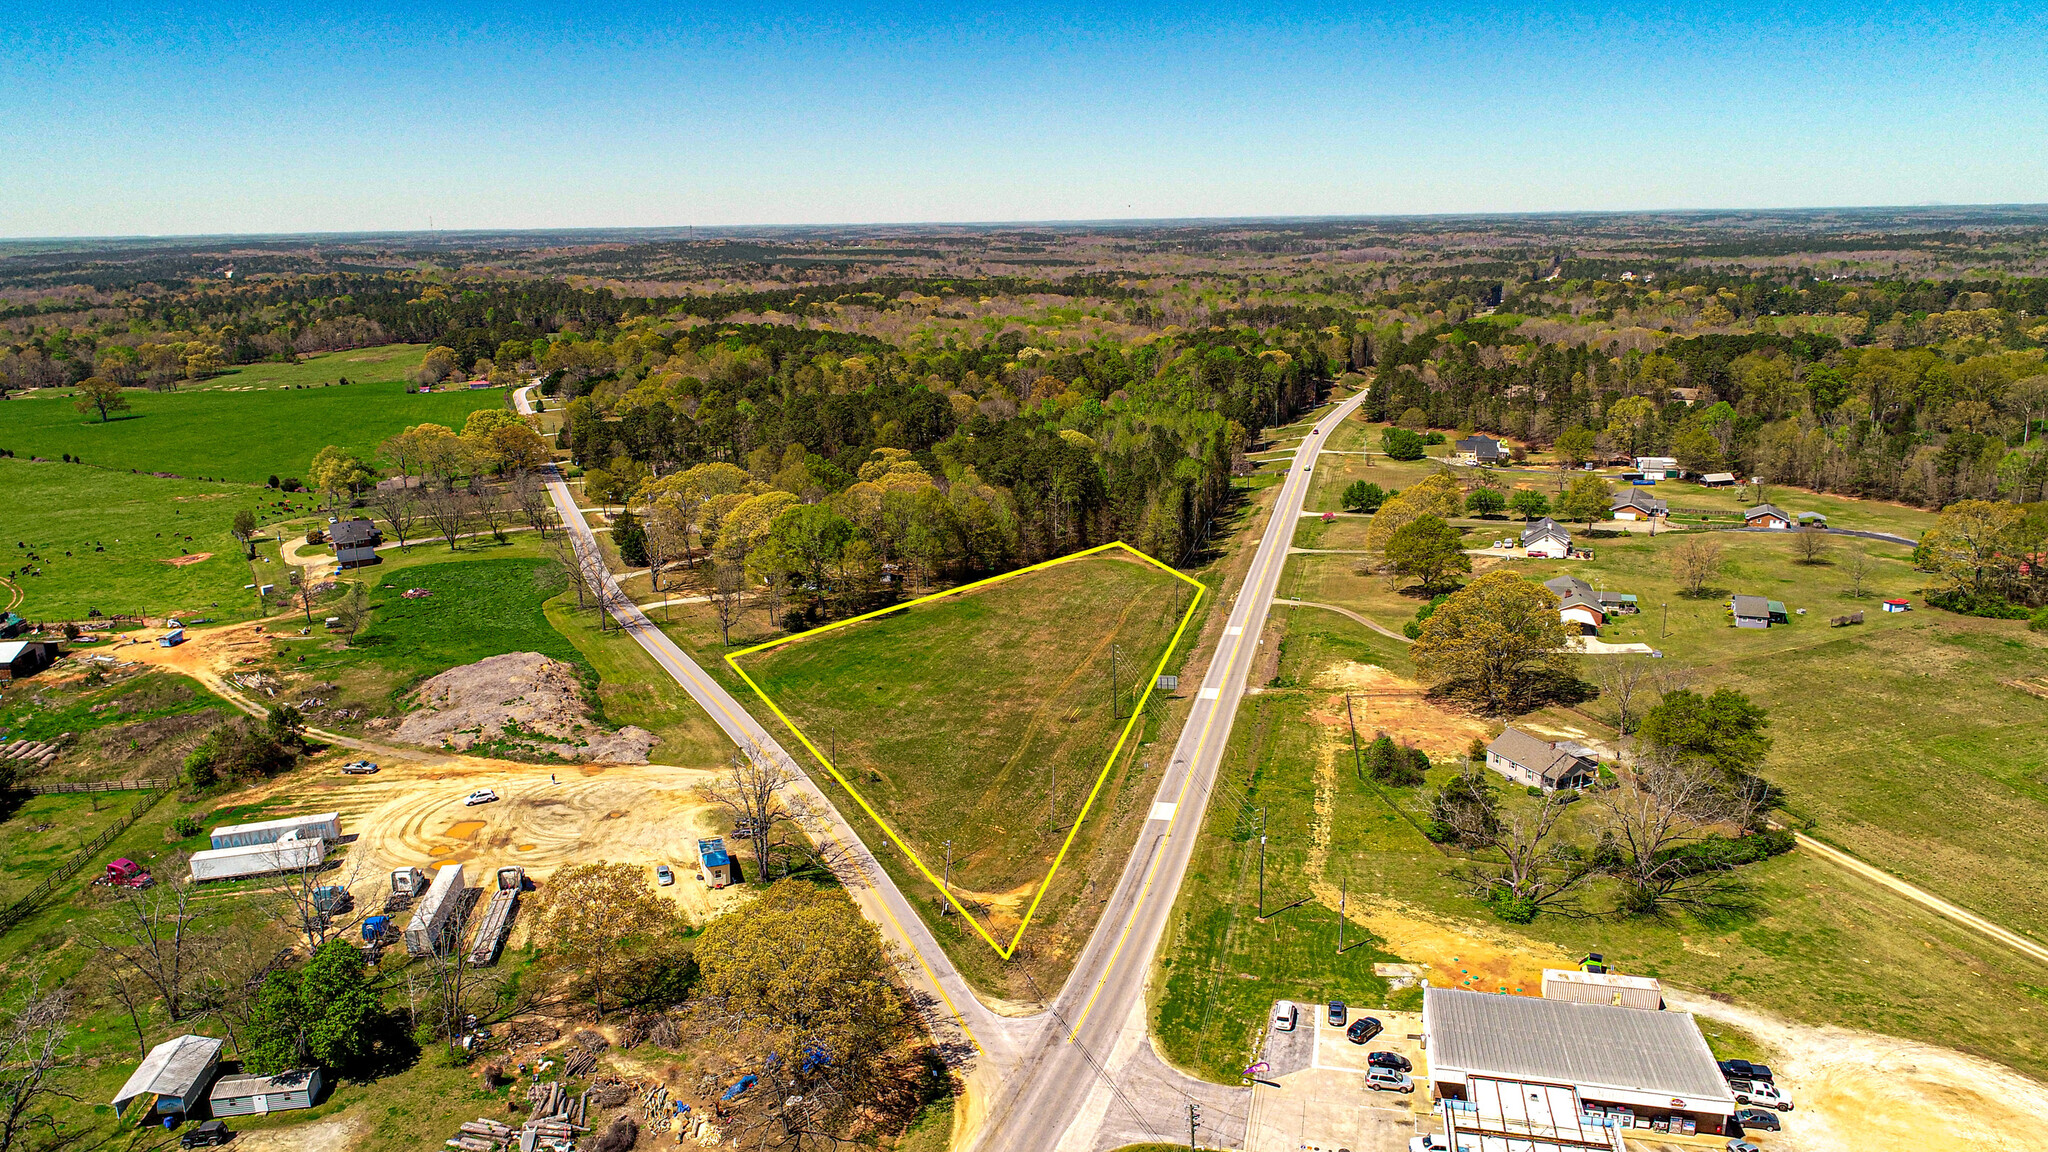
left=24, top=777, right=175, bottom=795
left=0, top=783, right=176, bottom=936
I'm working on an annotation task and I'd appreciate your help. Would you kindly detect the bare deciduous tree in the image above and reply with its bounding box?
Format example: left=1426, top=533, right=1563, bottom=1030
left=421, top=486, right=472, bottom=550
left=333, top=581, right=371, bottom=639
left=699, top=745, right=798, bottom=882
left=1594, top=656, right=1654, bottom=739
left=1451, top=792, right=1595, bottom=920
left=370, top=484, right=420, bottom=552
left=264, top=849, right=372, bottom=953
left=90, top=882, right=200, bottom=1021
left=546, top=527, right=586, bottom=609
left=1844, top=551, right=1875, bottom=599
left=1791, top=524, right=1831, bottom=564
left=0, top=975, right=72, bottom=1152
left=511, top=471, right=555, bottom=539
left=711, top=561, right=745, bottom=647
left=1668, top=534, right=1723, bottom=598
left=474, top=488, right=512, bottom=543
left=1597, top=759, right=1760, bottom=917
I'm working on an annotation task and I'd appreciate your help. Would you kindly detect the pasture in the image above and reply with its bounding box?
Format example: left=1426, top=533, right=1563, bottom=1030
left=180, top=343, right=432, bottom=391
left=0, top=376, right=507, bottom=485
left=1152, top=602, right=2048, bottom=1085
left=0, top=456, right=283, bottom=621
left=733, top=548, right=1194, bottom=995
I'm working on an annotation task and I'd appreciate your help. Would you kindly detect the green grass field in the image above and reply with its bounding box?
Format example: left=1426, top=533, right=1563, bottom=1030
left=180, top=343, right=432, bottom=391
left=0, top=456, right=299, bottom=621
left=1151, top=602, right=2048, bottom=1085
left=0, top=669, right=225, bottom=743
left=0, top=376, right=508, bottom=485
left=733, top=549, right=1196, bottom=996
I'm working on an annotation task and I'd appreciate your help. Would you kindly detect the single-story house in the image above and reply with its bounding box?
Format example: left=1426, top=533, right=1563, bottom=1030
left=1795, top=511, right=1828, bottom=527
left=113, top=1034, right=223, bottom=1119
left=209, top=1068, right=323, bottom=1117
left=1744, top=503, right=1792, bottom=530
left=1521, top=517, right=1572, bottom=559
left=1423, top=987, right=1737, bottom=1141
left=0, top=640, right=58, bottom=681
left=1882, top=599, right=1911, bottom=613
left=1633, top=456, right=1680, bottom=480
left=1485, top=728, right=1598, bottom=793
left=328, top=517, right=383, bottom=567
left=1545, top=574, right=1637, bottom=615
left=1731, top=594, right=1773, bottom=628
left=1610, top=489, right=1667, bottom=521
left=1558, top=592, right=1607, bottom=632
left=1698, top=471, right=1737, bottom=487
left=1455, top=435, right=1508, bottom=464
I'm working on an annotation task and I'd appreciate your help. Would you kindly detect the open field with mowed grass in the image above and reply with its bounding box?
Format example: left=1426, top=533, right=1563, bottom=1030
left=736, top=551, right=1191, bottom=925
left=1152, top=605, right=2048, bottom=1085
left=178, top=343, right=431, bottom=391
left=0, top=376, right=507, bottom=485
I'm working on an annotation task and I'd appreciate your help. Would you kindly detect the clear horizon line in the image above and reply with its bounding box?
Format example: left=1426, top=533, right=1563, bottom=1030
left=5, top=200, right=2048, bottom=246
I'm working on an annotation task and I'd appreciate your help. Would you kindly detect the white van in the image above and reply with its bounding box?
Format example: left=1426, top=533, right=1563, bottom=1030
left=1271, top=1002, right=1298, bottom=1032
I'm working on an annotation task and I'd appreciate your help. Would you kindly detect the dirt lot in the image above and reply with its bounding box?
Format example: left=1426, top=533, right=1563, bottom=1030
left=1307, top=661, right=1492, bottom=758
left=278, top=758, right=745, bottom=925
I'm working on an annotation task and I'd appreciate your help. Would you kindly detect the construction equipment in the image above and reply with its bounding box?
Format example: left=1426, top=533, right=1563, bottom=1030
left=466, top=867, right=523, bottom=966
left=390, top=866, right=426, bottom=896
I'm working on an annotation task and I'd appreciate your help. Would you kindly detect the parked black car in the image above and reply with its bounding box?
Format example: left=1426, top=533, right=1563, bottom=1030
left=1719, top=1059, right=1773, bottom=1083
left=1346, top=1016, right=1383, bottom=1045
left=1367, top=1051, right=1412, bottom=1072
left=1733, top=1108, right=1781, bottom=1133
left=180, top=1121, right=231, bottom=1148
left=1328, top=1000, right=1347, bottom=1027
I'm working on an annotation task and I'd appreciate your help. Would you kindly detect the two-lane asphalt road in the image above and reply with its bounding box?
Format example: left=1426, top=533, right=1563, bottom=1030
left=975, top=385, right=1373, bottom=1152
left=510, top=386, right=1031, bottom=1071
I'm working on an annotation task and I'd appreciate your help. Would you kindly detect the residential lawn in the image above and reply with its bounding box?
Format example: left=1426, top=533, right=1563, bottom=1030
left=325, top=557, right=583, bottom=686
left=0, top=375, right=508, bottom=485
left=729, top=549, right=1202, bottom=999
left=1150, top=602, right=2048, bottom=1086
left=0, top=456, right=303, bottom=621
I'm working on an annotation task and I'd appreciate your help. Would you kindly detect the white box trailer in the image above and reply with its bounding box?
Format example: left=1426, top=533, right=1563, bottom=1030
left=404, top=863, right=467, bottom=957
left=209, top=812, right=342, bottom=850
left=188, top=830, right=325, bottom=882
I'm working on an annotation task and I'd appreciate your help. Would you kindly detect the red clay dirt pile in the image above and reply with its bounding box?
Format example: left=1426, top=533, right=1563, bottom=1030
left=394, top=652, right=656, bottom=763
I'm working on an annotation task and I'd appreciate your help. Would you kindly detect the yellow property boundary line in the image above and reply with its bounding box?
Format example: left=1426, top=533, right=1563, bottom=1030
left=726, top=540, right=1206, bottom=959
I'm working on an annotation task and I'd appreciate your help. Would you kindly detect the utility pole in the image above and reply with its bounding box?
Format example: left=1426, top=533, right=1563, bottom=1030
left=1257, top=807, right=1268, bottom=919
left=1661, top=602, right=1668, bottom=640
left=1048, top=760, right=1058, bottom=833
left=942, top=840, right=953, bottom=915
left=1338, top=879, right=1347, bottom=953
left=1344, top=694, right=1362, bottom=778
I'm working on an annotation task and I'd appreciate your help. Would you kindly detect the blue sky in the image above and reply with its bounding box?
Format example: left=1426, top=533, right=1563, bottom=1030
left=1, top=0, right=2043, bottom=237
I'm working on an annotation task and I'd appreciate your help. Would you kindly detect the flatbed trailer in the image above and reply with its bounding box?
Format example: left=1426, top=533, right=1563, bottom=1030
left=466, top=866, right=524, bottom=966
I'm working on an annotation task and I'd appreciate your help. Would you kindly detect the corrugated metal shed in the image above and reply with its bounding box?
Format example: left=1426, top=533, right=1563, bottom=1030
left=209, top=812, right=341, bottom=850
left=1424, top=986, right=1730, bottom=1103
left=112, top=1034, right=223, bottom=1115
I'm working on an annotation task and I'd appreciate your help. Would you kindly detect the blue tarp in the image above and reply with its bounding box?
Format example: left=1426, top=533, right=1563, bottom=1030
left=721, top=1074, right=756, bottom=1101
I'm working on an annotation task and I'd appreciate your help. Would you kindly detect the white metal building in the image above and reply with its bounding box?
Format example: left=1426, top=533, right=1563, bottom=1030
left=112, top=1034, right=223, bottom=1118
left=1423, top=987, right=1736, bottom=1140
left=209, top=1068, right=323, bottom=1116
left=1541, top=968, right=1664, bottom=1010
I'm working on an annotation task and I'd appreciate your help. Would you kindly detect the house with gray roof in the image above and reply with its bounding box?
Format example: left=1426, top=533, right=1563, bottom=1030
left=1730, top=594, right=1773, bottom=628
left=1744, top=503, right=1791, bottom=529
left=1422, top=986, right=1738, bottom=1139
left=327, top=517, right=383, bottom=568
left=1609, top=489, right=1667, bottom=520
left=1484, top=727, right=1597, bottom=793
left=1520, top=517, right=1571, bottom=559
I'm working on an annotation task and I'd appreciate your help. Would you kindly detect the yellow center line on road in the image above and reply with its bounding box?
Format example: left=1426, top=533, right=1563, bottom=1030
left=1062, top=412, right=1328, bottom=1041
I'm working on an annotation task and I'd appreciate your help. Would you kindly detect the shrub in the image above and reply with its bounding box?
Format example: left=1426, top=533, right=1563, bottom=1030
left=2030, top=605, right=2048, bottom=633
left=1380, top=427, right=1426, bottom=461
left=1486, top=889, right=1539, bottom=924
left=171, top=815, right=202, bottom=839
